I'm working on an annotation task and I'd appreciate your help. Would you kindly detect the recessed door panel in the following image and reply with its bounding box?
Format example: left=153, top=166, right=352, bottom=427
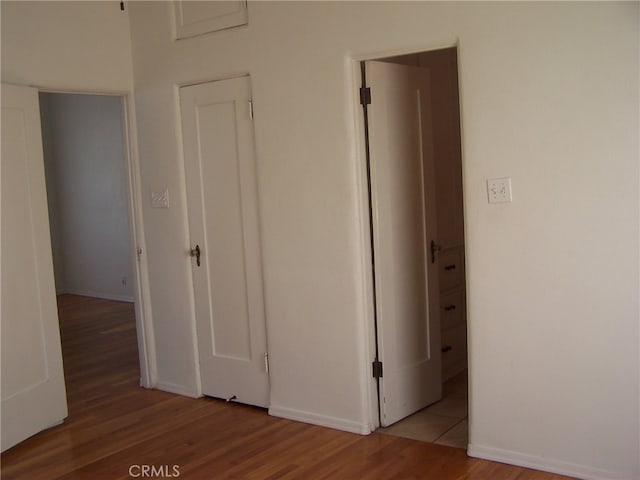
left=174, top=1, right=248, bottom=39
left=197, top=100, right=251, bottom=361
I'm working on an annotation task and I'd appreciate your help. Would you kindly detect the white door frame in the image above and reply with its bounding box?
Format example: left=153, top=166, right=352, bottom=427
left=349, top=42, right=466, bottom=433
left=37, top=86, right=156, bottom=389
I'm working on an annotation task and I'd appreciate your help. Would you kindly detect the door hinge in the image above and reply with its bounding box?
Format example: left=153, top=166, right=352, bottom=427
left=136, top=247, right=143, bottom=261
left=372, top=360, right=383, bottom=379
left=360, top=87, right=371, bottom=106
left=430, top=240, right=441, bottom=264
left=264, top=352, right=269, bottom=374
left=249, top=99, right=254, bottom=119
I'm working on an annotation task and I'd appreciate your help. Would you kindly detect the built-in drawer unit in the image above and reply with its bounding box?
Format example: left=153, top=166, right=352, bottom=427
left=441, top=322, right=467, bottom=380
left=438, top=245, right=466, bottom=380
left=439, top=249, right=462, bottom=292
left=440, top=290, right=463, bottom=331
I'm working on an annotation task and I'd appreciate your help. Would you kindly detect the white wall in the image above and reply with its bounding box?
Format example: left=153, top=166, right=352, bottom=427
left=40, top=93, right=134, bottom=302
left=2, top=2, right=636, bottom=478
left=1, top=1, right=156, bottom=385
left=2, top=0, right=137, bottom=299
left=128, top=2, right=639, bottom=479
left=1, top=1, right=133, bottom=92
left=40, top=94, right=66, bottom=290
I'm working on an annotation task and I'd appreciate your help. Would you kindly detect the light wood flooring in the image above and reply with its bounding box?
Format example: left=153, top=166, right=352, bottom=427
left=1, top=295, right=575, bottom=479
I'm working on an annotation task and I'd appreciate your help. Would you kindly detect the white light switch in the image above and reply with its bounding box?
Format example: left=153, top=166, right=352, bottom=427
left=151, top=189, right=169, bottom=208
left=487, top=177, right=512, bottom=203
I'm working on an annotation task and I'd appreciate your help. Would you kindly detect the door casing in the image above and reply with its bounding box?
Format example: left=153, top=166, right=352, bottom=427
left=349, top=43, right=469, bottom=433
left=37, top=86, right=156, bottom=389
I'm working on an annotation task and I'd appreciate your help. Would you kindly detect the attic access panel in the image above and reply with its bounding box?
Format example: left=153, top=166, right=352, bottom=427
left=173, top=1, right=247, bottom=40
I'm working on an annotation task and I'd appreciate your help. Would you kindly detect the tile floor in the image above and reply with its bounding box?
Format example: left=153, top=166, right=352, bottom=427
left=378, top=369, right=468, bottom=448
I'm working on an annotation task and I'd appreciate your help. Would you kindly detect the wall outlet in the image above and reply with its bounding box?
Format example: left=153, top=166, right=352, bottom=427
left=151, top=189, right=169, bottom=208
left=487, top=177, right=512, bottom=203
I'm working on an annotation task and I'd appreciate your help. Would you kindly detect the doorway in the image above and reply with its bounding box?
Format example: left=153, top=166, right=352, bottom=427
left=359, top=47, right=468, bottom=445
left=38, top=92, right=150, bottom=389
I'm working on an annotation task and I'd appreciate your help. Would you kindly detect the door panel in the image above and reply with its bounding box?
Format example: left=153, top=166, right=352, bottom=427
left=199, top=99, right=252, bottom=361
left=366, top=61, right=441, bottom=426
left=1, top=84, right=68, bottom=451
left=180, top=76, right=269, bottom=407
left=173, top=0, right=248, bottom=39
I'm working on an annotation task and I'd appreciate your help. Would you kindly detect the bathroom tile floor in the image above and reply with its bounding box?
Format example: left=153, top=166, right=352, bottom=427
left=378, top=369, right=468, bottom=448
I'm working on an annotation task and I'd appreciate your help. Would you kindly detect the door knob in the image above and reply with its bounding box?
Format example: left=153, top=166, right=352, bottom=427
left=190, top=244, right=201, bottom=267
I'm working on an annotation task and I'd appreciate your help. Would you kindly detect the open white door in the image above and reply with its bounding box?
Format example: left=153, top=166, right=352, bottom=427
left=366, top=61, right=441, bottom=426
left=1, top=84, right=68, bottom=450
left=180, top=76, right=269, bottom=407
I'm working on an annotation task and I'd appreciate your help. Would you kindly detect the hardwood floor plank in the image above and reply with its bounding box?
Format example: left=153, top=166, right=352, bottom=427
left=1, top=295, right=575, bottom=479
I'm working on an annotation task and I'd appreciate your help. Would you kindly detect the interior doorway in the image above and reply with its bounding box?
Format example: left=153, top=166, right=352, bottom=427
left=359, top=47, right=468, bottom=446
left=38, top=92, right=150, bottom=388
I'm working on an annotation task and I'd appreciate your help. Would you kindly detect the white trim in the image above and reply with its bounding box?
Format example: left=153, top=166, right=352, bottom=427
left=57, top=288, right=134, bottom=303
left=121, top=93, right=157, bottom=390
left=155, top=381, right=201, bottom=399
left=468, top=444, right=633, bottom=480
left=349, top=40, right=467, bottom=440
left=350, top=42, right=459, bottom=64
left=348, top=58, right=380, bottom=434
left=269, top=405, right=371, bottom=435
left=173, top=83, right=203, bottom=398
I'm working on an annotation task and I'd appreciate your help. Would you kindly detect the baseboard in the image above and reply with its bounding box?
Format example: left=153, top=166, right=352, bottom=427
left=468, top=444, right=633, bottom=480
left=269, top=405, right=371, bottom=435
left=155, top=381, right=201, bottom=399
left=58, top=288, right=134, bottom=303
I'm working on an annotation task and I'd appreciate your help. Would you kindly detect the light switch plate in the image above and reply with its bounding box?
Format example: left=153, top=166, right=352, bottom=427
left=151, top=189, right=169, bottom=208
left=487, top=177, right=512, bottom=203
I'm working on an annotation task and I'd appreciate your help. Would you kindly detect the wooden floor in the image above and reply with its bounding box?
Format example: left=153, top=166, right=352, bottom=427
left=2, top=295, right=574, bottom=480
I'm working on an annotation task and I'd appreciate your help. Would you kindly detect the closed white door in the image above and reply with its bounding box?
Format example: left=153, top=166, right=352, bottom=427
left=180, top=76, right=269, bottom=407
left=1, top=84, right=68, bottom=450
left=366, top=61, right=442, bottom=426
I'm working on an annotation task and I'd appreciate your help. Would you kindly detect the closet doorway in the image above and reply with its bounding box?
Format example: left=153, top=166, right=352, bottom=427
left=359, top=47, right=468, bottom=447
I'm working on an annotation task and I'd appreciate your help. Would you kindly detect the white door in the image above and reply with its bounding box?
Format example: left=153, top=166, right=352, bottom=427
left=180, top=76, right=269, bottom=407
left=366, top=61, right=442, bottom=426
left=1, top=84, right=68, bottom=451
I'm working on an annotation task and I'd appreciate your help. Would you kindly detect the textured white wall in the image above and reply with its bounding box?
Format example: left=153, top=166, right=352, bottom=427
left=0, top=1, right=155, bottom=385
left=3, top=2, right=637, bottom=478
left=127, top=2, right=638, bottom=479
left=40, top=93, right=134, bottom=302
left=1, top=1, right=133, bottom=91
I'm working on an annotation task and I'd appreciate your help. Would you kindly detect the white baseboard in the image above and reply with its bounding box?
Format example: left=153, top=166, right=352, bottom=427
left=154, top=381, right=201, bottom=399
left=58, top=288, right=134, bottom=303
left=269, top=405, right=371, bottom=435
left=468, top=444, right=633, bottom=480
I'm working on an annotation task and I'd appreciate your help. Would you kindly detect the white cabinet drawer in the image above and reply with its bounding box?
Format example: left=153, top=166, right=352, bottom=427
left=441, top=290, right=463, bottom=331
left=439, top=250, right=462, bottom=291
left=441, top=323, right=467, bottom=364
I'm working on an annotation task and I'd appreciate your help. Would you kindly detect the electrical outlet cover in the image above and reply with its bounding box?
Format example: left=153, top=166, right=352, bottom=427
left=151, top=189, right=169, bottom=208
left=487, top=177, right=512, bottom=203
